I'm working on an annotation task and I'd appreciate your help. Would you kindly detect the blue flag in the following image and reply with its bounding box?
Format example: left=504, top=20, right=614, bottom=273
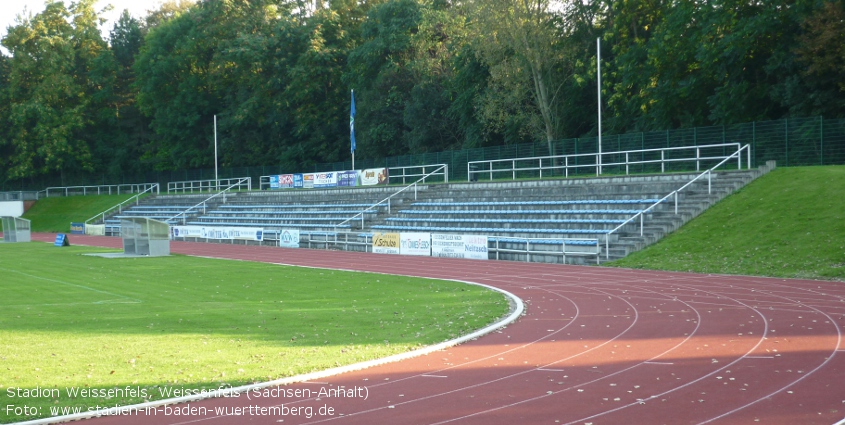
left=350, top=90, right=356, bottom=154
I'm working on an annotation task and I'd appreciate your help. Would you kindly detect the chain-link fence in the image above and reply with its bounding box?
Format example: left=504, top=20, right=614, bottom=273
left=2, top=116, right=843, bottom=191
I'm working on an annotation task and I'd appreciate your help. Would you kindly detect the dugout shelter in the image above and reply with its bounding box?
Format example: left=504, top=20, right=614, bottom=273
left=0, top=216, right=31, bottom=243
left=121, top=217, right=170, bottom=256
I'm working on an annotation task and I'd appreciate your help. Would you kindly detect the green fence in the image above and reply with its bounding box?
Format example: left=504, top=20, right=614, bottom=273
left=3, top=116, right=844, bottom=191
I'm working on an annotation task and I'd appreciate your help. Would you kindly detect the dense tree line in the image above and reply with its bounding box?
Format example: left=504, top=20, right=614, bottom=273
left=0, top=0, right=842, bottom=188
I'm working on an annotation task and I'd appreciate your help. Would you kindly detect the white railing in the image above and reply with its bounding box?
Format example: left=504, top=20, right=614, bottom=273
left=0, top=191, right=39, bottom=201
left=167, top=178, right=250, bottom=225
left=84, top=184, right=160, bottom=225
left=488, top=237, right=600, bottom=264
left=602, top=144, right=752, bottom=260
left=168, top=177, right=251, bottom=193
left=42, top=183, right=159, bottom=199
left=468, top=143, right=749, bottom=181
left=335, top=165, right=447, bottom=229
left=388, top=164, right=448, bottom=184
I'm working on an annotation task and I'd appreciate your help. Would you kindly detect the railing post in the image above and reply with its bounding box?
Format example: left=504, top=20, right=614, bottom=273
left=625, top=152, right=629, bottom=175
left=746, top=145, right=751, bottom=169
left=539, top=158, right=543, bottom=179
left=414, top=183, right=417, bottom=200
left=605, top=237, right=609, bottom=260
left=640, top=213, right=643, bottom=236
left=661, top=151, right=665, bottom=173
left=674, top=191, right=678, bottom=214
left=696, top=147, right=700, bottom=171
left=512, top=160, right=516, bottom=180
left=388, top=198, right=391, bottom=214
left=708, top=170, right=711, bottom=194
left=444, top=165, right=448, bottom=183
left=565, top=157, right=569, bottom=178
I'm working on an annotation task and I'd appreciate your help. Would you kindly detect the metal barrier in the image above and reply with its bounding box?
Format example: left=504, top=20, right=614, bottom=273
left=488, top=237, right=600, bottom=264
left=468, top=143, right=747, bottom=181
left=84, top=184, right=160, bottom=225
left=388, top=164, right=448, bottom=184
left=43, top=183, right=159, bottom=198
left=168, top=177, right=251, bottom=193
left=603, top=144, right=752, bottom=260
left=167, top=178, right=251, bottom=225
left=335, top=165, right=447, bottom=230
left=0, top=191, right=40, bottom=201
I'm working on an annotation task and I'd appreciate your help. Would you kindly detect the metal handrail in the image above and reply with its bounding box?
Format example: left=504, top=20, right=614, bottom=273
left=335, top=165, right=447, bottom=229
left=468, top=143, right=743, bottom=181
left=84, top=184, right=160, bottom=225
left=603, top=144, right=751, bottom=260
left=166, top=177, right=251, bottom=225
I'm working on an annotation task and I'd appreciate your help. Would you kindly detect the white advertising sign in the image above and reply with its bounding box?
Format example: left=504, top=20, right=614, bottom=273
left=432, top=234, right=488, bottom=260
left=279, top=229, right=300, bottom=248
left=399, top=232, right=431, bottom=256
left=171, top=226, right=263, bottom=241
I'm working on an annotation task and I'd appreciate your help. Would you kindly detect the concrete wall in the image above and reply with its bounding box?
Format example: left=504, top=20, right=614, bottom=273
left=0, top=201, right=24, bottom=217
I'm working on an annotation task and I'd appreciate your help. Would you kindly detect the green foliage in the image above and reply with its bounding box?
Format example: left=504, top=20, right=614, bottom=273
left=0, top=243, right=508, bottom=423
left=611, top=166, right=845, bottom=280
left=1, top=0, right=844, bottom=188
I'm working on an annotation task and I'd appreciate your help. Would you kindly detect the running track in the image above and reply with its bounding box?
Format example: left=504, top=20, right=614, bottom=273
left=30, top=234, right=845, bottom=424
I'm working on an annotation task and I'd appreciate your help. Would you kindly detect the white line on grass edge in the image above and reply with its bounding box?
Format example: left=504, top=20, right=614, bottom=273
left=15, top=257, right=525, bottom=425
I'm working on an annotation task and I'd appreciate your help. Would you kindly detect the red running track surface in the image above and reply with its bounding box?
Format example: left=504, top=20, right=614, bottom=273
left=28, top=234, right=845, bottom=425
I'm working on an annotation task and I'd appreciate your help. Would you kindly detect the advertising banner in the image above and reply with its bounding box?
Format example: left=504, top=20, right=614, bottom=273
left=399, top=232, right=431, bottom=256
left=372, top=232, right=400, bottom=255
left=278, top=174, right=294, bottom=189
left=269, top=175, right=280, bottom=189
left=313, top=172, right=338, bottom=188
left=70, top=222, right=85, bottom=235
left=431, top=234, right=489, bottom=260
left=84, top=224, right=105, bottom=236
left=303, top=174, right=315, bottom=189
left=279, top=229, right=300, bottom=248
left=361, top=168, right=389, bottom=186
left=293, top=174, right=304, bottom=188
left=337, top=170, right=359, bottom=187
left=171, top=226, right=263, bottom=241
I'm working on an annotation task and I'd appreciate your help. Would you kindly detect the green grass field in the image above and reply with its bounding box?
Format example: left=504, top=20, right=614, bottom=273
left=611, top=166, right=845, bottom=280
left=22, top=194, right=144, bottom=233
left=0, top=243, right=509, bottom=423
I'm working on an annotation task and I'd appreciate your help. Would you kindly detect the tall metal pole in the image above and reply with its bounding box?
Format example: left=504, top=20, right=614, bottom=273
left=214, top=115, right=219, bottom=190
left=597, top=38, right=602, bottom=176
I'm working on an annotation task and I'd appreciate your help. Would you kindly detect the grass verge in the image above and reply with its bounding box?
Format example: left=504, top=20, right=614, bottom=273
left=0, top=243, right=509, bottom=423
left=611, top=166, right=845, bottom=280
left=22, top=194, right=143, bottom=233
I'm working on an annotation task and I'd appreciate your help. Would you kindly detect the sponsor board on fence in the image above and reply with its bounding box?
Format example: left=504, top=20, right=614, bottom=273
left=171, top=226, right=263, bottom=241
left=293, top=174, right=304, bottom=188
left=70, top=222, right=85, bottom=234
left=279, top=229, right=300, bottom=248
left=431, top=234, right=488, bottom=260
left=399, top=232, right=431, bottom=256
left=85, top=224, right=105, bottom=236
left=303, top=174, right=315, bottom=188
left=313, top=172, right=338, bottom=188
left=361, top=168, right=389, bottom=186
left=337, top=170, right=359, bottom=187
left=372, top=232, right=400, bottom=255
left=269, top=174, right=294, bottom=189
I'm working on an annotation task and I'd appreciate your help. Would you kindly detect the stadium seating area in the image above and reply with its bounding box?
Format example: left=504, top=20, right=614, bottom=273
left=97, top=164, right=773, bottom=264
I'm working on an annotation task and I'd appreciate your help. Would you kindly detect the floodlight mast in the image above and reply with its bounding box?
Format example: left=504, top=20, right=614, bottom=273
left=214, top=115, right=219, bottom=190
left=597, top=37, right=602, bottom=176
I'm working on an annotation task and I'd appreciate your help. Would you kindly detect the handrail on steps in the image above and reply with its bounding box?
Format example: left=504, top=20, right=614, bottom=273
left=84, top=184, right=160, bottom=225
left=603, top=144, right=752, bottom=260
left=335, top=165, right=448, bottom=230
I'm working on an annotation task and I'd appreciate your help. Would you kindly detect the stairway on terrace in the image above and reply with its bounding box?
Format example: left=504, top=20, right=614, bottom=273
left=365, top=162, right=775, bottom=263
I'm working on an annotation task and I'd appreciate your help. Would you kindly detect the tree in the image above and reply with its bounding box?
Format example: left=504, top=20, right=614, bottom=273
left=467, top=0, right=570, bottom=154
left=1, top=0, right=109, bottom=183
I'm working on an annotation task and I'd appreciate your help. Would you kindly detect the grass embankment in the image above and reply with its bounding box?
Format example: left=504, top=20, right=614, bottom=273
left=612, top=166, right=845, bottom=280
left=0, top=244, right=509, bottom=423
left=22, top=194, right=142, bottom=233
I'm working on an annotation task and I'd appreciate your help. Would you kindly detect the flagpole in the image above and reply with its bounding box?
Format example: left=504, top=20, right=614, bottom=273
left=350, top=89, right=356, bottom=170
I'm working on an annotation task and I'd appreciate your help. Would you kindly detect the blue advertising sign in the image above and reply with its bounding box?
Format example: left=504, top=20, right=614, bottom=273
left=54, top=234, right=70, bottom=247
left=337, top=170, right=359, bottom=187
